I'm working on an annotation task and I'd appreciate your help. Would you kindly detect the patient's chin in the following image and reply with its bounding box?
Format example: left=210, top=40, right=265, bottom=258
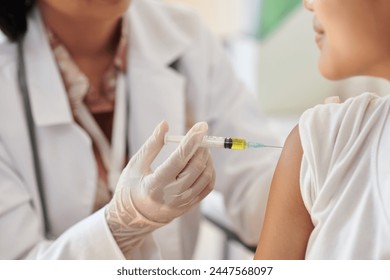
left=318, top=63, right=351, bottom=81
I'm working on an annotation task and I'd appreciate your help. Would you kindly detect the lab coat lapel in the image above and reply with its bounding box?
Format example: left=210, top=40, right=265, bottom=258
left=127, top=57, right=186, bottom=159
left=21, top=9, right=96, bottom=234
left=126, top=1, right=194, bottom=259
left=24, top=9, right=73, bottom=127
left=127, top=60, right=187, bottom=258
left=126, top=0, right=192, bottom=160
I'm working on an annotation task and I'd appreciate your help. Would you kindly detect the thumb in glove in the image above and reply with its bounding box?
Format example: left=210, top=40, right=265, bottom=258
left=105, top=121, right=215, bottom=256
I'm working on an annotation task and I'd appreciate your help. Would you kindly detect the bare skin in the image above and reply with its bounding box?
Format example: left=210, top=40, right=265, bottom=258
left=254, top=126, right=313, bottom=259
left=36, top=0, right=131, bottom=91
left=254, top=0, right=390, bottom=259
left=304, top=0, right=390, bottom=80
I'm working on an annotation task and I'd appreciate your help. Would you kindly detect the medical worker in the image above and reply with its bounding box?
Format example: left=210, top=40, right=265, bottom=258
left=255, top=0, right=390, bottom=259
left=0, top=0, right=279, bottom=259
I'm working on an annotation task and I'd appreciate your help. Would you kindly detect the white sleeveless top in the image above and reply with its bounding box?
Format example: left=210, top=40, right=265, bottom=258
left=299, top=92, right=390, bottom=259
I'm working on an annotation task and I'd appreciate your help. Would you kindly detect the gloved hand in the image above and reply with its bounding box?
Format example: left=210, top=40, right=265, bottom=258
left=105, top=121, right=215, bottom=257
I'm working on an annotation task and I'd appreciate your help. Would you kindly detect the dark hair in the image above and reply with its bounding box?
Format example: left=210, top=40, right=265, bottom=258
left=0, top=0, right=35, bottom=42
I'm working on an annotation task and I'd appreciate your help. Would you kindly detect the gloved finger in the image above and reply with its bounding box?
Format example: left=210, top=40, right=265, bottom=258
left=153, top=122, right=208, bottom=183
left=177, top=166, right=214, bottom=210
left=126, top=121, right=169, bottom=173
left=323, top=96, right=340, bottom=104
left=173, top=147, right=210, bottom=192
left=176, top=152, right=215, bottom=205
left=160, top=151, right=214, bottom=209
left=149, top=147, right=211, bottom=204
left=145, top=142, right=210, bottom=197
left=183, top=181, right=213, bottom=209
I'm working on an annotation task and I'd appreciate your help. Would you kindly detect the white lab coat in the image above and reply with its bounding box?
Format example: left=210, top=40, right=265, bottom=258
left=0, top=0, right=280, bottom=259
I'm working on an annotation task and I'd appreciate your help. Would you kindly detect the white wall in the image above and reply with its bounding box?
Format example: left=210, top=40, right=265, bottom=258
left=163, top=0, right=243, bottom=39
left=162, top=1, right=390, bottom=117
left=256, top=7, right=332, bottom=115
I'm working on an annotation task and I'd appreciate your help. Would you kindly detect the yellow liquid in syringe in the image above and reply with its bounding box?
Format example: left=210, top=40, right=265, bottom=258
left=224, top=138, right=280, bottom=150
left=224, top=138, right=247, bottom=150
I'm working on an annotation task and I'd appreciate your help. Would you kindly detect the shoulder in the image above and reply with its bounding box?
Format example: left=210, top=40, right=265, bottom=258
left=299, top=93, right=389, bottom=149
left=301, top=92, right=387, bottom=120
left=298, top=92, right=390, bottom=208
left=255, top=124, right=312, bottom=259
left=279, top=125, right=302, bottom=172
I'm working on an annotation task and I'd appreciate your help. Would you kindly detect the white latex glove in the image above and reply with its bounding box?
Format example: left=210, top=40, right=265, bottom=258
left=105, top=121, right=215, bottom=257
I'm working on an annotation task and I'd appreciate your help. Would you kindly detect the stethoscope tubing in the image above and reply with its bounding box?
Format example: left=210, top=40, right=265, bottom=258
left=17, top=37, right=51, bottom=237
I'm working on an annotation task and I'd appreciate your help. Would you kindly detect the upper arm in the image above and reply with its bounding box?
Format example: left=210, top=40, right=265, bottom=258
left=254, top=125, right=313, bottom=260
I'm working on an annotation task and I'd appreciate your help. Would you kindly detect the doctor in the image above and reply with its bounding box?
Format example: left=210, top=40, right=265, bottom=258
left=0, top=0, right=279, bottom=259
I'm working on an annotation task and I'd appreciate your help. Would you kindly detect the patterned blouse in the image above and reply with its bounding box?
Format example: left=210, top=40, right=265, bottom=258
left=45, top=19, right=128, bottom=212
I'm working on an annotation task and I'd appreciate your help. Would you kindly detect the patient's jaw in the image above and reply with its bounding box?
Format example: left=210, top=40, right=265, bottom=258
left=304, top=0, right=390, bottom=81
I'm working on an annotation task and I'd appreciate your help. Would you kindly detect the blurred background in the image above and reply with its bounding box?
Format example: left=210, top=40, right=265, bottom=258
left=163, top=0, right=390, bottom=260
left=1, top=0, right=389, bottom=260
left=164, top=0, right=390, bottom=116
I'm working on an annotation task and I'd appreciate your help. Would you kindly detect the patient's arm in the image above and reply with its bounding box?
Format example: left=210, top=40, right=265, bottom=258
left=254, top=125, right=313, bottom=259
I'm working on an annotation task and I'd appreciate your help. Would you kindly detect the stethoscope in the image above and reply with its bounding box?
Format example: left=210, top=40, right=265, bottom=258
left=16, top=37, right=128, bottom=238
left=17, top=38, right=50, bottom=237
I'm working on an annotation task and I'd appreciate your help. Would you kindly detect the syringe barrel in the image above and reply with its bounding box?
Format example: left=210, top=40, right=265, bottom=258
left=225, top=138, right=247, bottom=150
left=164, top=135, right=225, bottom=148
left=164, top=135, right=280, bottom=149
left=201, top=136, right=225, bottom=148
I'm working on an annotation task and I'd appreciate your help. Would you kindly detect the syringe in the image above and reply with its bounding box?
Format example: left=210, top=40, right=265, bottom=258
left=164, top=135, right=283, bottom=150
